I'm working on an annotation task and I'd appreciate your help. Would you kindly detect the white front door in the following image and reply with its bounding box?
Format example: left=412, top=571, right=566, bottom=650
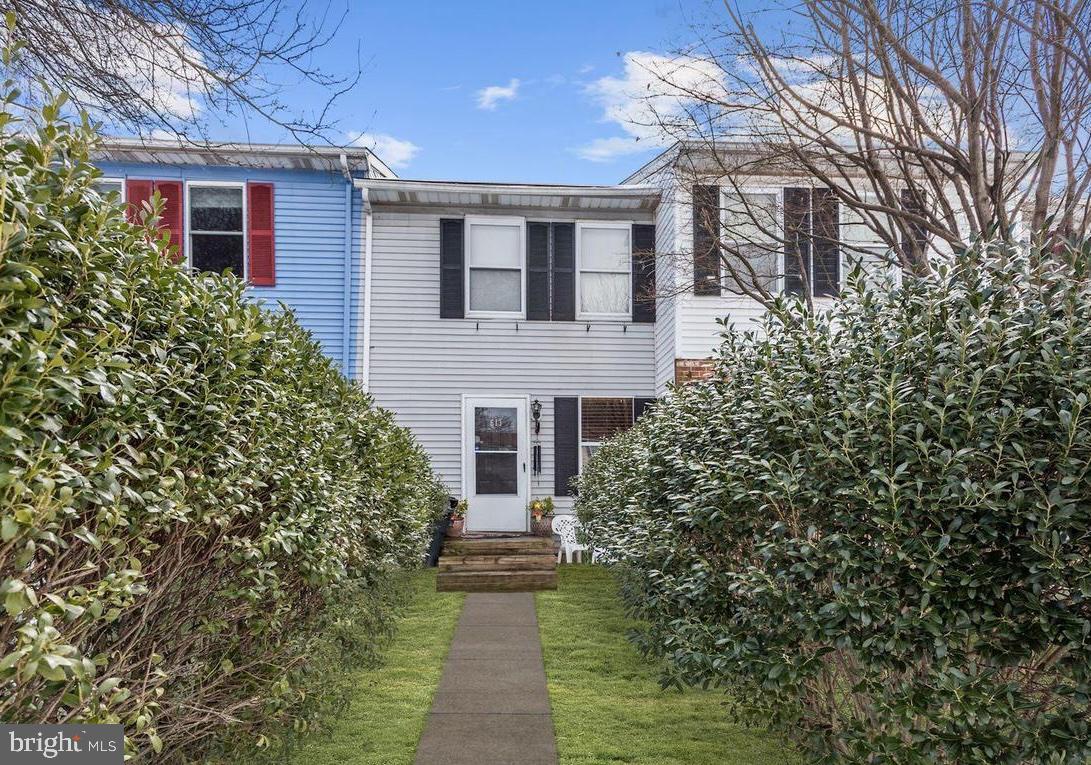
left=463, top=396, right=529, bottom=532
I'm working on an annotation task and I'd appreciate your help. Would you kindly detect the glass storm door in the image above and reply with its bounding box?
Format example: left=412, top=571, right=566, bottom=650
left=464, top=397, right=529, bottom=532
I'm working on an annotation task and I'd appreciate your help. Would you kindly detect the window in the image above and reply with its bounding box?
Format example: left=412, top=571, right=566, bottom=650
left=722, top=190, right=780, bottom=293
left=93, top=178, right=124, bottom=198
left=188, top=184, right=245, bottom=276
left=466, top=217, right=524, bottom=317
left=578, top=223, right=631, bottom=318
left=842, top=194, right=895, bottom=278
left=579, top=397, right=634, bottom=466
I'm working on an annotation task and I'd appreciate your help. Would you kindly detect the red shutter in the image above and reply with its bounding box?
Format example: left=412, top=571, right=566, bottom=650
left=247, top=182, right=275, bottom=286
left=153, top=180, right=184, bottom=262
left=125, top=179, right=153, bottom=224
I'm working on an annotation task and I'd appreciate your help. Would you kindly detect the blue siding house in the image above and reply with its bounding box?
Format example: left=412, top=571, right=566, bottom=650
left=93, top=139, right=395, bottom=379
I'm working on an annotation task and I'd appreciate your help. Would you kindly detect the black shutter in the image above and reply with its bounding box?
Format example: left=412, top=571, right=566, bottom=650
left=784, top=187, right=812, bottom=296
left=900, top=188, right=928, bottom=267
left=553, top=397, right=579, bottom=496
left=631, top=224, right=656, bottom=323
left=812, top=188, right=840, bottom=297
left=527, top=222, right=551, bottom=320
left=692, top=184, right=721, bottom=296
left=551, top=222, right=575, bottom=321
left=633, top=397, right=656, bottom=421
left=439, top=218, right=464, bottom=318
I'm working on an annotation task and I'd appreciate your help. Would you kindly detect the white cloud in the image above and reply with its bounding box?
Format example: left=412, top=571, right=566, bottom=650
left=476, top=78, right=520, bottom=110
left=346, top=131, right=420, bottom=169
left=578, top=51, right=726, bottom=162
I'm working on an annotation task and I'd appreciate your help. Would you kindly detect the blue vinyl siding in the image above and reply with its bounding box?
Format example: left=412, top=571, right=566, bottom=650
left=96, top=161, right=361, bottom=379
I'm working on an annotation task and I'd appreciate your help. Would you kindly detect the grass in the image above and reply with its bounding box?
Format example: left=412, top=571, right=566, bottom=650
left=276, top=569, right=463, bottom=765
left=537, top=565, right=801, bottom=765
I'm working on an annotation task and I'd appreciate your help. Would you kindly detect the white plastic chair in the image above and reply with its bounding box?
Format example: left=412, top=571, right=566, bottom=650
left=552, top=515, right=588, bottom=564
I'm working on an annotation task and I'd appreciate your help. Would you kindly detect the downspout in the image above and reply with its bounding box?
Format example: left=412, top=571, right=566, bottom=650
left=353, top=178, right=374, bottom=390
left=339, top=153, right=353, bottom=378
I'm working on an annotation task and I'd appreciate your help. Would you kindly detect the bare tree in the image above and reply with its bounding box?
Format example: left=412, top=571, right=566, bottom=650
left=634, top=0, right=1091, bottom=309
left=1, top=0, right=359, bottom=143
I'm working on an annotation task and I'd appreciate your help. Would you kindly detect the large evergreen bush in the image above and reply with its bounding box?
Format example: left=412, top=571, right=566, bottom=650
left=579, top=243, right=1091, bottom=763
left=0, top=89, right=445, bottom=757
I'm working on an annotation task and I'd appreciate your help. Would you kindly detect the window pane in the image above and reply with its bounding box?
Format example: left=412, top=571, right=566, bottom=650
left=580, top=227, right=630, bottom=271
left=468, top=223, right=521, bottom=268
left=723, top=243, right=780, bottom=293
left=580, top=272, right=629, bottom=315
left=475, top=407, right=518, bottom=451
left=476, top=453, right=518, bottom=494
left=469, top=268, right=521, bottom=313
left=724, top=192, right=777, bottom=243
left=581, top=444, right=600, bottom=464
left=191, top=186, right=243, bottom=232
left=192, top=233, right=244, bottom=275
left=94, top=180, right=123, bottom=197
left=581, top=398, right=633, bottom=442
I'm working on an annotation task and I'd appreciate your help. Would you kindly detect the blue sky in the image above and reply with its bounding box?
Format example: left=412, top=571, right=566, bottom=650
left=248, top=0, right=721, bottom=184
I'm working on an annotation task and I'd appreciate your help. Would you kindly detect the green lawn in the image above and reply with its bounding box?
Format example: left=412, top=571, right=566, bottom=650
left=537, top=566, right=801, bottom=765
left=278, top=569, right=463, bottom=765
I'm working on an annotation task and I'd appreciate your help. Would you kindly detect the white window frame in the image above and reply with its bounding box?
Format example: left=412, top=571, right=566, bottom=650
left=576, top=221, right=633, bottom=321
left=94, top=177, right=126, bottom=198
left=464, top=215, right=526, bottom=320
left=578, top=396, right=635, bottom=471
left=719, top=186, right=783, bottom=295
left=185, top=180, right=248, bottom=280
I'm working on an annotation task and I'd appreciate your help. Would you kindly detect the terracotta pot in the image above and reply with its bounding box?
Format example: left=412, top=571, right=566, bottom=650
left=446, top=519, right=465, bottom=538
left=531, top=516, right=554, bottom=537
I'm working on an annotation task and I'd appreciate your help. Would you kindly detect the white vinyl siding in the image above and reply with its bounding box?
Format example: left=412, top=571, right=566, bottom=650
left=367, top=209, right=656, bottom=515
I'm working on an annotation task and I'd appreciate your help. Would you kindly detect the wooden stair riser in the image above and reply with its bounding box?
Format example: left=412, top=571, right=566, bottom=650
left=443, top=538, right=553, bottom=556
left=436, top=570, right=558, bottom=592
left=439, top=554, right=556, bottom=572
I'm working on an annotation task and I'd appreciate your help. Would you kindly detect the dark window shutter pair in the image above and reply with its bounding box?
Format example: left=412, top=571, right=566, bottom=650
left=526, top=222, right=576, bottom=321
left=632, top=224, right=656, bottom=323
left=784, top=187, right=840, bottom=297
left=440, top=219, right=465, bottom=318
left=692, top=184, right=721, bottom=296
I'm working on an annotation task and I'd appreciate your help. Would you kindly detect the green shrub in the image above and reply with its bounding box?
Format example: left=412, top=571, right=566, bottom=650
left=578, top=242, right=1091, bottom=764
left=0, top=91, right=446, bottom=758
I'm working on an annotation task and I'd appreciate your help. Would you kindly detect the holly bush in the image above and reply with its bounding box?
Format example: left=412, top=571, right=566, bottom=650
left=578, top=242, right=1091, bottom=763
left=0, top=87, right=445, bottom=758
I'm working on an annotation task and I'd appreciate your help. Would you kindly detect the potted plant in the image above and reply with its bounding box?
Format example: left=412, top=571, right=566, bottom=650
left=529, top=497, right=555, bottom=537
left=447, top=499, right=467, bottom=537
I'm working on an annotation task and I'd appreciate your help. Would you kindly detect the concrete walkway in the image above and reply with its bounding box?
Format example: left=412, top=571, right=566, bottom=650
left=414, top=593, right=558, bottom=765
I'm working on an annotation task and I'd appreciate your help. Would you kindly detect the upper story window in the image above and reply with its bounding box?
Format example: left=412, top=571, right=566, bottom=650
left=577, top=223, right=631, bottom=319
left=188, top=184, right=245, bottom=276
left=722, top=190, right=780, bottom=292
left=466, top=216, right=524, bottom=317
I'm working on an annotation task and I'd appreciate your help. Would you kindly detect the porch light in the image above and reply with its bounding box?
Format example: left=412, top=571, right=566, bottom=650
left=531, top=399, right=542, bottom=434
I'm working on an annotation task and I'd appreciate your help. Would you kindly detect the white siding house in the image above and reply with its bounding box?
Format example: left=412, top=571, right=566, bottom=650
left=359, top=180, right=660, bottom=527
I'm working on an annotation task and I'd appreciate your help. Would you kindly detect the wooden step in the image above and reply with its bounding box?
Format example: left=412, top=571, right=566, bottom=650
left=438, top=553, right=556, bottom=572
left=436, top=570, right=558, bottom=592
left=443, top=537, right=553, bottom=556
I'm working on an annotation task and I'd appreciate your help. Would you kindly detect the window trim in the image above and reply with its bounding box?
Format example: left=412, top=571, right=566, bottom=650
left=719, top=186, right=783, bottom=295
left=575, top=220, right=633, bottom=321
left=464, top=215, right=527, bottom=320
left=577, top=395, right=635, bottom=471
left=95, top=177, right=126, bottom=198
left=185, top=179, right=248, bottom=280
